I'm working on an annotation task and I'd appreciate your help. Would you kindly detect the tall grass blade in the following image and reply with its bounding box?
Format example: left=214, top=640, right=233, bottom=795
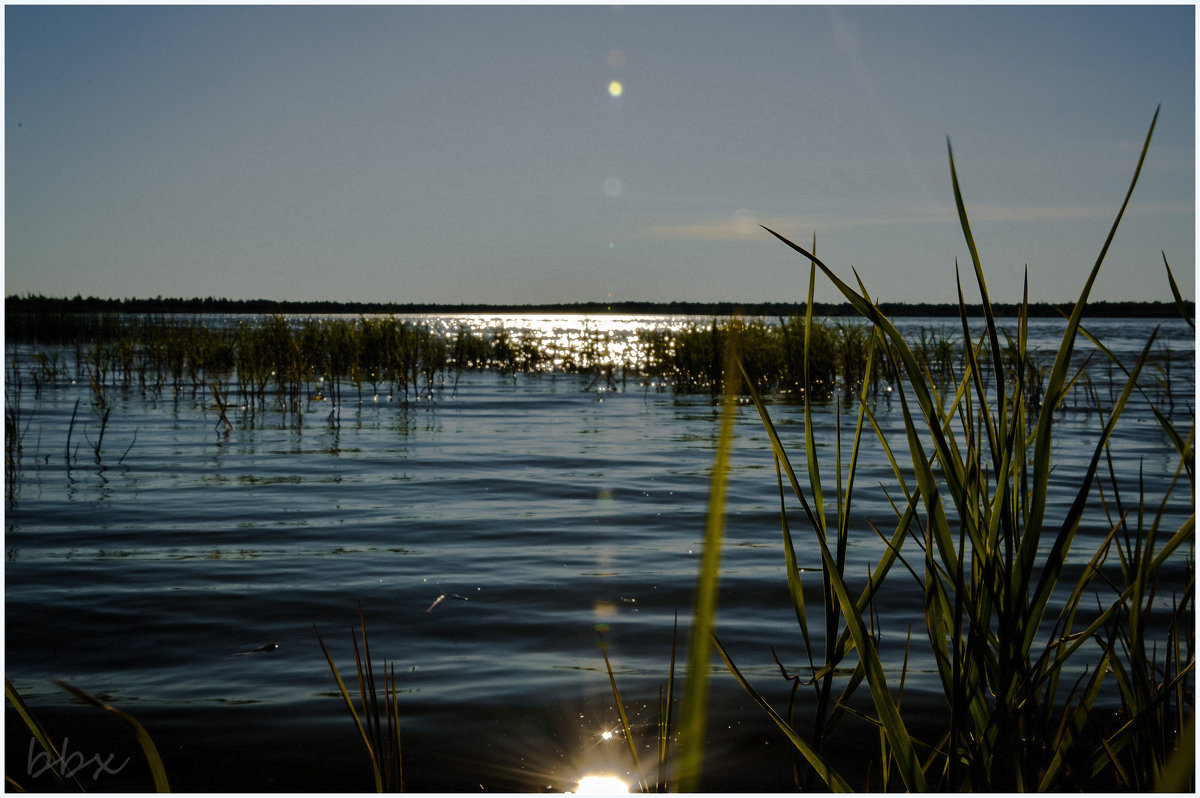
left=675, top=329, right=741, bottom=792
left=1154, top=707, right=1195, bottom=791
left=658, top=613, right=679, bottom=792
left=1024, top=105, right=1158, bottom=568
left=1025, top=330, right=1160, bottom=664
left=5, top=678, right=82, bottom=792
left=711, top=635, right=851, bottom=791
left=314, top=622, right=382, bottom=790
left=597, top=630, right=646, bottom=792
left=1162, top=251, right=1194, bottom=329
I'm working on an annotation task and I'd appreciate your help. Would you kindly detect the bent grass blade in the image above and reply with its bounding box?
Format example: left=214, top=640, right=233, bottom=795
left=597, top=631, right=647, bottom=793
left=50, top=679, right=170, bottom=793
left=711, top=634, right=851, bottom=791
left=314, top=621, right=383, bottom=792
left=5, top=677, right=83, bottom=792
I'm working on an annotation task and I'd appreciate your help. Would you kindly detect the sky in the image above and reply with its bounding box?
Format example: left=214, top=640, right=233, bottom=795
left=4, top=4, right=1195, bottom=306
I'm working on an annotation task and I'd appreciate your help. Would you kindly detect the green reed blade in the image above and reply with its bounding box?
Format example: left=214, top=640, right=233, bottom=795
left=794, top=453, right=927, bottom=789
left=1154, top=692, right=1196, bottom=792
left=676, top=328, right=742, bottom=793
left=761, top=226, right=971, bottom=520
left=5, top=677, right=81, bottom=792
left=835, top=330, right=876, bottom=564
left=1048, top=517, right=1194, bottom=677
left=1096, top=658, right=1196, bottom=784
left=954, top=269, right=1002, bottom=486
left=740, top=361, right=822, bottom=532
left=711, top=634, right=851, bottom=791
left=597, top=631, right=646, bottom=792
left=774, top=454, right=815, bottom=670
left=389, top=663, right=404, bottom=793
left=802, top=257, right=826, bottom=538
left=314, top=623, right=381, bottom=789
left=1025, top=106, right=1159, bottom=570
left=947, top=140, right=1007, bottom=420
left=748, top=316, right=923, bottom=776
left=355, top=604, right=386, bottom=772
left=827, top=477, right=921, bottom=670
left=824, top=548, right=925, bottom=784
left=1162, top=251, right=1194, bottom=330
left=1037, top=644, right=1115, bottom=789
left=1026, top=330, right=1160, bottom=648
left=1073, top=317, right=1193, bottom=486
left=658, top=612, right=679, bottom=791
left=51, top=679, right=170, bottom=792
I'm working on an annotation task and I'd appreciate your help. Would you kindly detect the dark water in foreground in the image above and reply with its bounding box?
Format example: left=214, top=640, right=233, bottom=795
left=5, top=316, right=1194, bottom=791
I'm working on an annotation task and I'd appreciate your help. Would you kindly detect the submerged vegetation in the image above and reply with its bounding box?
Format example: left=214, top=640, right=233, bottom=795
left=6, top=300, right=1180, bottom=436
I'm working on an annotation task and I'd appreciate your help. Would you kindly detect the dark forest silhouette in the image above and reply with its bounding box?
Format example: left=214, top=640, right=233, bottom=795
left=6, top=294, right=1191, bottom=319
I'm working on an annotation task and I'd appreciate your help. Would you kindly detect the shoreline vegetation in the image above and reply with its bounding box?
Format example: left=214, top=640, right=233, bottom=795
left=5, top=296, right=1190, bottom=411
left=4, top=293, right=1191, bottom=319
left=10, top=303, right=1173, bottom=411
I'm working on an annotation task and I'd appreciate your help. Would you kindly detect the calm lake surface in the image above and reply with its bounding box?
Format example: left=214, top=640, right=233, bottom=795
left=5, top=314, right=1194, bottom=791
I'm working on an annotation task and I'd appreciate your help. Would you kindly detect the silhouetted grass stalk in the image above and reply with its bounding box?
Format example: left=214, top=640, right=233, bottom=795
left=315, top=605, right=404, bottom=792
left=596, top=612, right=679, bottom=792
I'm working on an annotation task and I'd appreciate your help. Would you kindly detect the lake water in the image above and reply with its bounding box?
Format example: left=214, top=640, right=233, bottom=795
left=4, top=314, right=1194, bottom=791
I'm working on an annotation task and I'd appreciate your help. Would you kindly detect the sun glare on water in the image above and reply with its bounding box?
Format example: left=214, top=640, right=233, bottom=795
left=574, top=774, right=630, bottom=794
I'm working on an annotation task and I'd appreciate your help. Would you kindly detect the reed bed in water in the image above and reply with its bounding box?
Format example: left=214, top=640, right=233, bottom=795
left=6, top=305, right=1068, bottom=422
left=3, top=310, right=867, bottom=405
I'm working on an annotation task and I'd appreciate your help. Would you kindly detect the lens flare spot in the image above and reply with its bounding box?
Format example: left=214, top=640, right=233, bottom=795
left=608, top=80, right=623, bottom=97
left=603, top=177, right=622, bottom=197
left=607, top=49, right=625, bottom=68
left=575, top=774, right=629, bottom=794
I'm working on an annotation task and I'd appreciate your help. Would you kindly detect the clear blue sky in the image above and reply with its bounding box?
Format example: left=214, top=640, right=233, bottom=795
left=5, top=4, right=1195, bottom=305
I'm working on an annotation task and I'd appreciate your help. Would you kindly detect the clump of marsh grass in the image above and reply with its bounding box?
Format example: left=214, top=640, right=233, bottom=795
left=677, top=106, right=1193, bottom=791
left=315, top=605, right=404, bottom=792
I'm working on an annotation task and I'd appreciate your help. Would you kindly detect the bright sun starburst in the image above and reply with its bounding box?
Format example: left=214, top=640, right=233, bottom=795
left=575, top=774, right=629, bottom=794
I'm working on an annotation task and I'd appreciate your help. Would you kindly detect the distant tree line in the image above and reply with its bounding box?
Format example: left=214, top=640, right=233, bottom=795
left=4, top=293, right=1192, bottom=319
